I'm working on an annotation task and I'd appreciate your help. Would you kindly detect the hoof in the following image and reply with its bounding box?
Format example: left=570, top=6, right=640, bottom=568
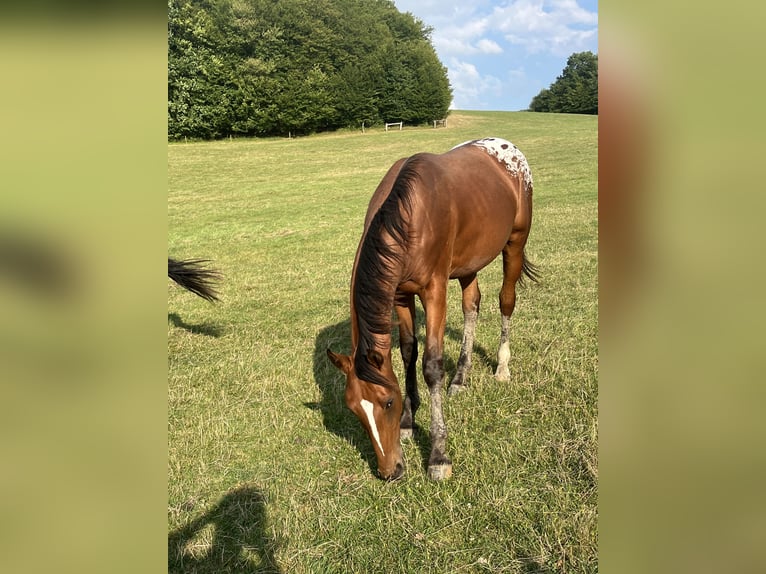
left=427, top=463, right=453, bottom=481
left=494, top=367, right=510, bottom=381
left=447, top=383, right=465, bottom=396
left=400, top=427, right=414, bottom=440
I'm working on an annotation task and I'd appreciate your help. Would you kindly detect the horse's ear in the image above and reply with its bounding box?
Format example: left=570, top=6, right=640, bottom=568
left=366, top=349, right=385, bottom=370
left=327, top=349, right=352, bottom=374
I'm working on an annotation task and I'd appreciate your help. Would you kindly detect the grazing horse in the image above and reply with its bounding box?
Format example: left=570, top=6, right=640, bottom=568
left=168, top=258, right=221, bottom=302
left=327, top=137, right=537, bottom=481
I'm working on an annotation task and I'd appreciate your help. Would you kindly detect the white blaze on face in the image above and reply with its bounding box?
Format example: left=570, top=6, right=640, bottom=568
left=360, top=399, right=385, bottom=456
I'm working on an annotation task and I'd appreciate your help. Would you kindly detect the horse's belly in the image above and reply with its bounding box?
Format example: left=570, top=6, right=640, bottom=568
left=448, top=221, right=511, bottom=277
left=449, top=252, right=500, bottom=278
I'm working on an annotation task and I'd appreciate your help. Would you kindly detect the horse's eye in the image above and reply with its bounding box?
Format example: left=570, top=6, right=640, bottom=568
left=385, top=398, right=394, bottom=410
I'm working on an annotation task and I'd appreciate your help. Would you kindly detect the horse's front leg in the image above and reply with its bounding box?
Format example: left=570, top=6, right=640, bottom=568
left=421, top=281, right=452, bottom=480
left=395, top=292, right=419, bottom=440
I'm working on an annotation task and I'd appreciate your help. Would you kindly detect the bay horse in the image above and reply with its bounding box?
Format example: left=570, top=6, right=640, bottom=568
left=168, top=258, right=221, bottom=301
left=327, top=137, right=537, bottom=481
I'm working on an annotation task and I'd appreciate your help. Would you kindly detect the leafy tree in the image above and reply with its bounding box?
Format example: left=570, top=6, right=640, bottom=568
left=168, top=0, right=453, bottom=139
left=529, top=51, right=598, bottom=114
left=529, top=88, right=553, bottom=113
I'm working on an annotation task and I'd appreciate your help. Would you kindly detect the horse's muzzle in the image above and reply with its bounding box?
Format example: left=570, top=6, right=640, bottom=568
left=381, top=462, right=404, bottom=481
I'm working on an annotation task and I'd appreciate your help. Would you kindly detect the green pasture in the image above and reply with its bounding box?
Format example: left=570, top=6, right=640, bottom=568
left=168, top=111, right=597, bottom=573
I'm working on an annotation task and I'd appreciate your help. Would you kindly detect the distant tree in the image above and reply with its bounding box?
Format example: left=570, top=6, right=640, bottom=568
left=529, top=51, right=598, bottom=114
left=529, top=88, right=553, bottom=113
left=168, top=0, right=453, bottom=139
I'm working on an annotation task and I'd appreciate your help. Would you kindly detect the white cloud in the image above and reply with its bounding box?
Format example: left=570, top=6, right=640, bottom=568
left=477, top=38, right=504, bottom=54
left=393, top=1, right=486, bottom=23
left=392, top=0, right=599, bottom=110
left=399, top=0, right=597, bottom=58
left=447, top=59, right=504, bottom=109
left=432, top=33, right=504, bottom=56
left=492, top=0, right=598, bottom=56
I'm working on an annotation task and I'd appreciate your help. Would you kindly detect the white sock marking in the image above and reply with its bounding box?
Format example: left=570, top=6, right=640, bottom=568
left=360, top=399, right=385, bottom=456
left=498, top=341, right=511, bottom=366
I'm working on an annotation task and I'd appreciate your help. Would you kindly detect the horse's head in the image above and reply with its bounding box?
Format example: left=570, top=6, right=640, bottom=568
left=326, top=348, right=404, bottom=480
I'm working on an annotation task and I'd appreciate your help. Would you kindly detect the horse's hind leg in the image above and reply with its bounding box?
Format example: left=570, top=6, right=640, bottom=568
left=395, top=292, right=420, bottom=440
left=449, top=274, right=480, bottom=395
left=496, top=243, right=524, bottom=381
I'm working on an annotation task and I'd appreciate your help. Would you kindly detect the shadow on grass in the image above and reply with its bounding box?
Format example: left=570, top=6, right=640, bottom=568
left=396, top=304, right=496, bottom=379
left=309, top=306, right=501, bottom=479
left=309, top=319, right=379, bottom=477
left=520, top=556, right=555, bottom=573
left=168, top=485, right=281, bottom=574
left=309, top=314, right=491, bottom=479
left=445, top=323, right=494, bottom=372
left=168, top=312, right=225, bottom=338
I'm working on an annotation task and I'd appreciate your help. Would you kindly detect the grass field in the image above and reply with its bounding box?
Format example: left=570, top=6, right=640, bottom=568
left=168, top=111, right=597, bottom=573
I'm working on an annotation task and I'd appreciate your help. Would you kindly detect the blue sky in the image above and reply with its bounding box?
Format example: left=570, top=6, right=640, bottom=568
left=392, top=0, right=598, bottom=111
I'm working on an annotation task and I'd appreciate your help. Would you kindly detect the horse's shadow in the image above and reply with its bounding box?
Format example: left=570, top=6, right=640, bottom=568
left=168, top=312, right=225, bottom=338
left=309, top=320, right=379, bottom=476
left=168, top=485, right=281, bottom=574
left=310, top=312, right=494, bottom=478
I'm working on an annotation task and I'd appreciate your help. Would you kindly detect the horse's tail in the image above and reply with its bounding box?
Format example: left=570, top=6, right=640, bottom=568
left=518, top=251, right=540, bottom=286
left=168, top=258, right=221, bottom=302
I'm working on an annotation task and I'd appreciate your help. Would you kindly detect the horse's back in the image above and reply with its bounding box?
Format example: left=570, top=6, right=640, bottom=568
left=411, top=140, right=531, bottom=278
left=416, top=143, right=531, bottom=258
left=447, top=137, right=532, bottom=192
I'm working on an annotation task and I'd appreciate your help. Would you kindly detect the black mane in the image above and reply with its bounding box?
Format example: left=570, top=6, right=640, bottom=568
left=353, top=156, right=421, bottom=387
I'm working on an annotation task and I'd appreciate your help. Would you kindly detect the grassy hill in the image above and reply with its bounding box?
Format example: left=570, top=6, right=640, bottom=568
left=168, top=111, right=597, bottom=573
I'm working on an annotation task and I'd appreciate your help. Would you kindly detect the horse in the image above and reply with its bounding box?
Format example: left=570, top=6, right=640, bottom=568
left=327, top=137, right=537, bottom=481
left=168, top=258, right=221, bottom=302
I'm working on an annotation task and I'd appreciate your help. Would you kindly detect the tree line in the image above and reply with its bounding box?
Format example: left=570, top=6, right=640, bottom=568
left=169, top=0, right=453, bottom=140
left=529, top=51, right=598, bottom=114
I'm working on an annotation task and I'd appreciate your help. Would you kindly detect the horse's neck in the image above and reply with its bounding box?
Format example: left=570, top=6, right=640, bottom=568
left=349, top=286, right=395, bottom=352
left=349, top=203, right=404, bottom=358
left=350, top=295, right=360, bottom=350
left=349, top=265, right=397, bottom=357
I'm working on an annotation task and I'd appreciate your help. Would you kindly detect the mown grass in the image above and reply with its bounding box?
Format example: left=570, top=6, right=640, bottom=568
left=168, top=111, right=597, bottom=573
